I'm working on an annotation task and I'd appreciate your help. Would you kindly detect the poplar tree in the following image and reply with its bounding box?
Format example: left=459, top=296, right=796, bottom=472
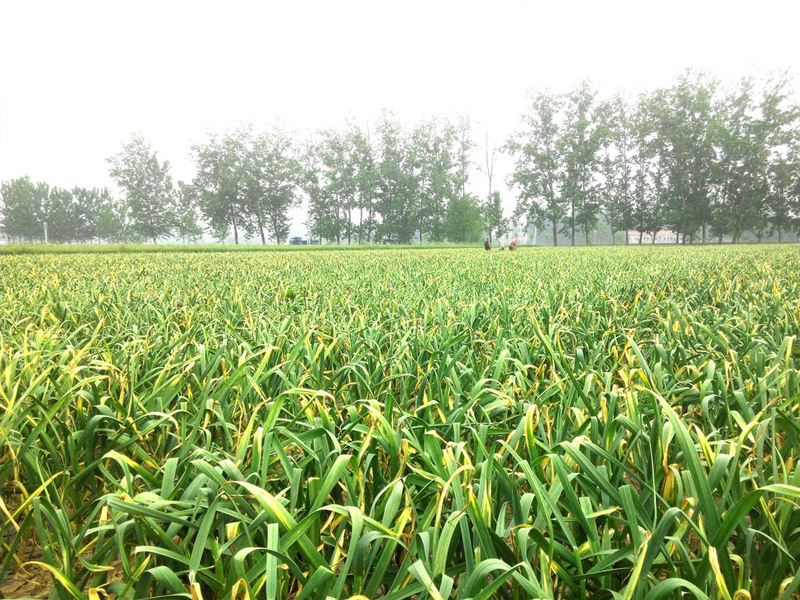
left=191, top=127, right=252, bottom=244
left=561, top=81, right=606, bottom=245
left=507, top=91, right=565, bottom=246
left=107, top=133, right=177, bottom=244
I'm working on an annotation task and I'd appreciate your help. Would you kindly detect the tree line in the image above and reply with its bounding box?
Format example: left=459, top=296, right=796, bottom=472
left=510, top=72, right=800, bottom=245
left=0, top=116, right=495, bottom=245
left=2, top=70, right=799, bottom=246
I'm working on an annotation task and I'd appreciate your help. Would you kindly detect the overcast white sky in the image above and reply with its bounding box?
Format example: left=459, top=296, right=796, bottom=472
left=1, top=0, right=799, bottom=239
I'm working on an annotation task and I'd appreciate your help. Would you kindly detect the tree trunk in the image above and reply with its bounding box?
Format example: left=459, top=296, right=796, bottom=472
left=359, top=207, right=363, bottom=244
left=638, top=232, right=643, bottom=245
left=552, top=220, right=558, bottom=246
left=778, top=227, right=782, bottom=243
left=625, top=229, right=629, bottom=245
left=718, top=232, right=723, bottom=244
left=701, top=225, right=706, bottom=245
left=257, top=216, right=266, bottom=245
left=610, top=223, right=615, bottom=245
left=232, top=215, right=239, bottom=245
left=571, top=204, right=575, bottom=246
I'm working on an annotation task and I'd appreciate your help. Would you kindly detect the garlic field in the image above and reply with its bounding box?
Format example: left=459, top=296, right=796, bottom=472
left=1, top=246, right=799, bottom=600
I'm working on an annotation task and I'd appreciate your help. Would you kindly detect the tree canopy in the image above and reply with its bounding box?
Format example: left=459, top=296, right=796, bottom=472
left=3, top=70, right=799, bottom=246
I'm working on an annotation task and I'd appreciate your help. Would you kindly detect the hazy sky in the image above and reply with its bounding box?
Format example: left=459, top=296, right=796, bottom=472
left=1, top=0, right=798, bottom=238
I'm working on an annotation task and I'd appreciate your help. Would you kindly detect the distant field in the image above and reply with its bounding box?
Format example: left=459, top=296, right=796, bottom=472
left=0, top=242, right=482, bottom=255
left=1, top=246, right=799, bottom=599
left=1, top=241, right=796, bottom=255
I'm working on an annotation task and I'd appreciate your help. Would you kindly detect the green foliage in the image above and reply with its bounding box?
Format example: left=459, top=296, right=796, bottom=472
left=761, top=75, right=800, bottom=243
left=409, top=117, right=462, bottom=243
left=95, top=193, right=135, bottom=243
left=299, top=112, right=476, bottom=246
left=2, top=246, right=800, bottom=599
left=8, top=71, right=798, bottom=250
left=374, top=113, right=421, bottom=244
left=245, top=124, right=303, bottom=244
left=107, top=133, right=178, bottom=244
left=444, top=194, right=484, bottom=243
left=657, top=71, right=717, bottom=242
left=175, top=182, right=204, bottom=244
left=191, top=126, right=253, bottom=244
left=601, top=94, right=636, bottom=241
left=0, top=245, right=799, bottom=600
left=0, top=176, right=42, bottom=242
left=190, top=123, right=304, bottom=244
left=560, top=80, right=606, bottom=245
left=482, top=190, right=508, bottom=243
left=0, top=242, right=483, bottom=255
left=507, top=72, right=800, bottom=246
left=306, top=127, right=361, bottom=244
left=507, top=91, right=566, bottom=245
left=0, top=176, right=119, bottom=244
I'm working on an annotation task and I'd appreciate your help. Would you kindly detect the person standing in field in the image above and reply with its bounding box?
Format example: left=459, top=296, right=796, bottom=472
left=484, top=238, right=491, bottom=251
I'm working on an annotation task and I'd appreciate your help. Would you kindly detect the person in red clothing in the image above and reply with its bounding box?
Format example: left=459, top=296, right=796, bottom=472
left=509, top=238, right=518, bottom=251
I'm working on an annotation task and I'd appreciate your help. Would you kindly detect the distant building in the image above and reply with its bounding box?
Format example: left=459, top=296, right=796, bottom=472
left=627, top=230, right=680, bottom=244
